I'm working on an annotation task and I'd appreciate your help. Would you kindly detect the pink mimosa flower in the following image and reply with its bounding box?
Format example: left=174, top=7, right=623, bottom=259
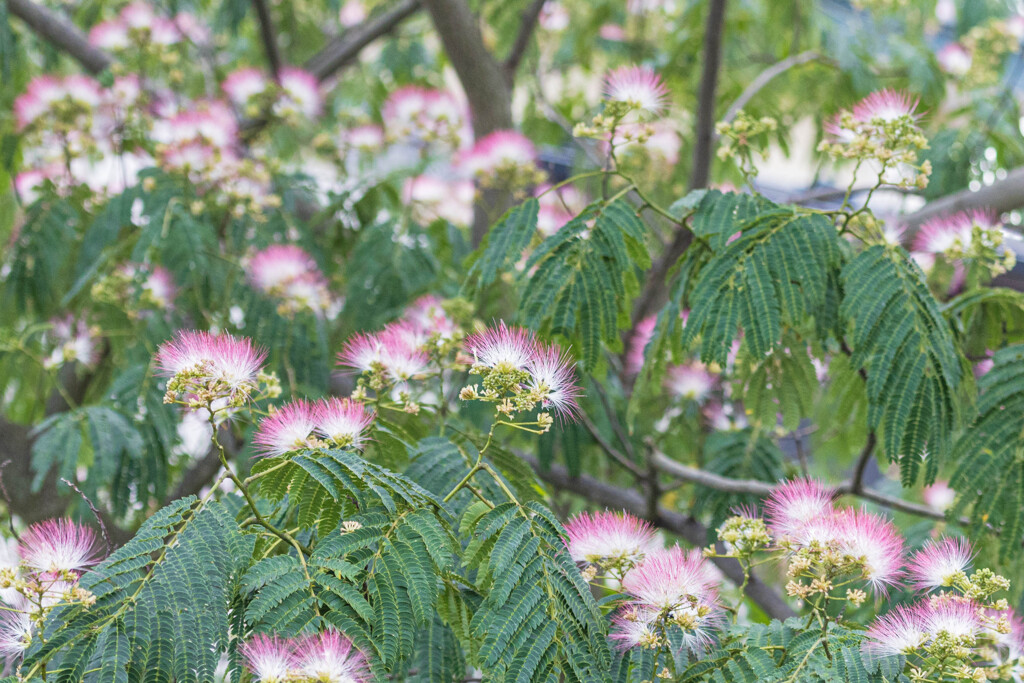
left=564, top=510, right=661, bottom=567
left=19, top=519, right=102, bottom=573
left=253, top=400, right=319, bottom=458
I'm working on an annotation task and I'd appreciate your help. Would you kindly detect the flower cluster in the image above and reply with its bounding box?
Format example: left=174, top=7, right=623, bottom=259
left=403, top=175, right=475, bottom=227
left=240, top=630, right=370, bottom=683
left=381, top=85, right=467, bottom=151
left=42, top=315, right=103, bottom=370
left=954, top=18, right=1023, bottom=88
left=565, top=510, right=661, bottom=576
left=460, top=322, right=582, bottom=427
left=222, top=66, right=322, bottom=122
left=715, top=111, right=778, bottom=181
left=247, top=245, right=336, bottom=317
left=864, top=537, right=1016, bottom=682
left=0, top=519, right=105, bottom=663
left=819, top=89, right=931, bottom=191
left=912, top=209, right=1015, bottom=277
left=575, top=65, right=670, bottom=148
left=91, top=262, right=178, bottom=315
left=87, top=2, right=205, bottom=55
left=155, top=330, right=278, bottom=417
left=253, top=397, right=375, bottom=457
left=459, top=130, right=545, bottom=192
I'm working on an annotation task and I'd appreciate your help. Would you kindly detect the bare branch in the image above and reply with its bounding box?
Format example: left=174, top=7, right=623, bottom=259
left=720, top=50, right=823, bottom=126
left=7, top=0, right=113, bottom=73
left=689, top=0, right=728, bottom=191
left=251, top=0, right=283, bottom=78
left=305, top=0, right=421, bottom=82
left=650, top=449, right=776, bottom=496
left=522, top=453, right=797, bottom=620
left=503, top=0, right=546, bottom=84
left=900, top=167, right=1024, bottom=231
left=848, top=432, right=877, bottom=495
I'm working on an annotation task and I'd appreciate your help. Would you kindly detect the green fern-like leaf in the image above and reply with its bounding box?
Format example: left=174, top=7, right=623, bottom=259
left=951, top=344, right=1024, bottom=560
left=517, top=199, right=650, bottom=371
left=465, top=199, right=540, bottom=290
left=840, top=245, right=967, bottom=484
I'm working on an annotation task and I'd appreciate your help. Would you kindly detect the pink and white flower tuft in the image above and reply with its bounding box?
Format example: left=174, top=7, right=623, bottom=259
left=315, top=397, right=375, bottom=450
left=337, top=332, right=386, bottom=374
left=525, top=343, right=582, bottom=420
left=0, top=610, right=32, bottom=660
left=609, top=607, right=660, bottom=650
left=239, top=633, right=297, bottom=683
left=907, top=537, right=973, bottom=591
left=912, top=209, right=1001, bottom=256
left=852, top=88, right=921, bottom=123
left=604, top=65, right=669, bottom=115
left=222, top=67, right=269, bottom=109
left=665, top=362, right=716, bottom=403
left=19, top=519, right=102, bottom=574
left=864, top=605, right=927, bottom=656
left=918, top=597, right=983, bottom=641
left=247, top=245, right=332, bottom=315
left=155, top=331, right=267, bottom=390
left=764, top=478, right=835, bottom=540
left=464, top=322, right=537, bottom=372
left=833, top=508, right=906, bottom=593
left=253, top=400, right=319, bottom=458
left=294, top=629, right=371, bottom=683
left=275, top=68, right=322, bottom=119
left=564, top=510, right=661, bottom=567
left=460, top=130, right=537, bottom=179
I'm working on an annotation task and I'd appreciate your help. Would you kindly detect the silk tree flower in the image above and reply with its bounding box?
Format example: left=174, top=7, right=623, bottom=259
left=222, top=68, right=270, bottom=110
left=564, top=510, right=661, bottom=570
left=459, top=130, right=541, bottom=187
left=116, top=263, right=177, bottom=309
left=378, top=325, right=431, bottom=380
left=43, top=315, right=102, bottom=370
left=525, top=343, right=582, bottom=420
left=294, top=629, right=370, bottom=683
left=852, top=88, right=922, bottom=124
left=18, top=519, right=101, bottom=574
left=922, top=480, right=957, bottom=512
left=403, top=175, right=474, bottom=227
left=315, top=398, right=375, bottom=450
left=0, top=610, right=32, bottom=660
left=88, top=19, right=131, bottom=50
left=907, top=537, right=973, bottom=591
left=624, top=316, right=657, bottom=377
left=918, top=597, right=983, bottom=642
left=247, top=245, right=332, bottom=316
left=609, top=606, right=661, bottom=650
left=240, top=633, right=297, bottom=683
left=664, top=362, right=716, bottom=403
left=402, top=295, right=457, bottom=340
left=764, top=478, right=835, bottom=540
left=833, top=508, right=906, bottom=593
left=938, top=43, right=972, bottom=76
left=337, top=332, right=386, bottom=374
left=913, top=212, right=976, bottom=254
left=14, top=75, right=102, bottom=131
left=382, top=86, right=465, bottom=148
left=253, top=400, right=319, bottom=458
left=603, top=65, right=669, bottom=116
left=154, top=330, right=267, bottom=402
left=275, top=68, right=322, bottom=119
left=465, top=322, right=537, bottom=373
left=621, top=546, right=722, bottom=651
left=864, top=605, right=927, bottom=656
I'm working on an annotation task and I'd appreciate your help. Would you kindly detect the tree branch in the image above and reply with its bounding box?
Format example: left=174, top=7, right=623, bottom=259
left=650, top=450, right=776, bottom=496
left=304, top=0, right=421, bottom=82
left=848, top=432, right=877, bottom=495
left=720, top=50, right=822, bottom=126
left=900, top=167, right=1024, bottom=231
left=7, top=0, right=113, bottom=73
left=523, top=453, right=796, bottom=620
left=251, top=0, right=282, bottom=78
left=689, top=0, right=728, bottom=192
left=502, top=0, right=546, bottom=84
left=420, top=0, right=514, bottom=246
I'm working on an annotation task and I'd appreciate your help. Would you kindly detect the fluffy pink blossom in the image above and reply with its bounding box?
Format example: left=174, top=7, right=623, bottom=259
left=240, top=633, right=297, bottom=683
left=907, top=537, right=973, bottom=591
left=465, top=322, right=537, bottom=372
left=937, top=43, right=972, bottom=76
left=337, top=332, right=386, bottom=374
left=912, top=209, right=1000, bottom=255
left=19, top=519, right=101, bottom=574
left=294, top=630, right=370, bottom=683
left=864, top=605, right=926, bottom=656
left=0, top=610, right=31, bottom=660
left=608, top=607, right=659, bottom=650
left=922, top=480, right=957, bottom=511
left=154, top=330, right=267, bottom=390
left=341, top=124, right=385, bottom=151
left=460, top=130, right=537, bottom=178
left=248, top=245, right=322, bottom=293
left=14, top=75, right=101, bottom=130
left=665, top=362, right=716, bottom=403
left=315, top=397, right=375, bottom=449
left=378, top=324, right=430, bottom=380
left=525, top=343, right=582, bottom=420
left=852, top=89, right=921, bottom=123
left=88, top=19, right=130, bottom=49
left=402, top=295, right=456, bottom=339
left=604, top=66, right=669, bottom=115
left=276, top=68, right=322, bottom=119
left=918, top=597, right=982, bottom=641
left=564, top=510, right=661, bottom=566
left=382, top=86, right=466, bottom=147
left=834, top=508, right=906, bottom=593
left=44, top=315, right=102, bottom=369
left=404, top=175, right=475, bottom=226
left=624, top=316, right=657, bottom=377
left=253, top=400, right=318, bottom=458
left=222, top=68, right=269, bottom=108
left=764, top=478, right=835, bottom=539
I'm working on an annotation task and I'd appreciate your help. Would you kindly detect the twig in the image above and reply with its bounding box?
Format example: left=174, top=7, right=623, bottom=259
left=848, top=432, right=877, bottom=495
left=503, top=0, right=546, bottom=83
left=304, top=0, right=421, bottom=82
left=59, top=478, right=111, bottom=555
left=577, top=412, right=643, bottom=477
left=689, top=0, right=728, bottom=192
left=720, top=51, right=823, bottom=126
left=7, top=0, right=113, bottom=73
left=251, top=0, right=283, bottom=78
